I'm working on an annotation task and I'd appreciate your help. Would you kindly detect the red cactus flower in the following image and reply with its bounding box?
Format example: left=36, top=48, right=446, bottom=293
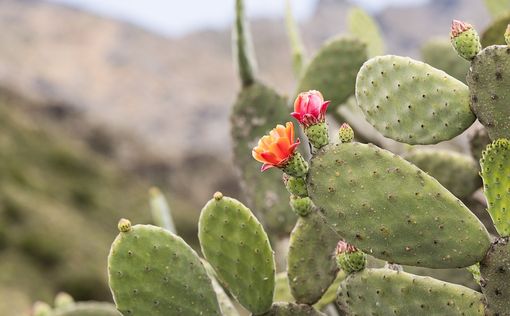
left=450, top=20, right=472, bottom=38
left=336, top=240, right=358, bottom=255
left=291, top=90, right=330, bottom=128
left=252, top=122, right=300, bottom=172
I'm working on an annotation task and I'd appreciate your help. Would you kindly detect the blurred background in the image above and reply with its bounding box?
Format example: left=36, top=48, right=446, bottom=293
left=0, top=0, right=493, bottom=314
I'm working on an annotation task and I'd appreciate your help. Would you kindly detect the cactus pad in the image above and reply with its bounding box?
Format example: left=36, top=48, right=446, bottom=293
left=480, top=237, right=510, bottom=316
left=347, top=7, right=384, bottom=57
left=297, top=37, right=367, bottom=109
left=287, top=211, right=339, bottom=304
left=307, top=142, right=491, bottom=268
left=260, top=302, right=325, bottom=316
left=480, top=139, right=510, bottom=236
left=467, top=46, right=510, bottom=140
left=481, top=12, right=510, bottom=47
left=337, top=269, right=485, bottom=315
left=231, top=82, right=296, bottom=235
left=108, top=223, right=221, bottom=316
left=403, top=149, right=481, bottom=199
left=198, top=195, right=275, bottom=314
left=52, top=302, right=121, bottom=316
left=356, top=55, right=475, bottom=144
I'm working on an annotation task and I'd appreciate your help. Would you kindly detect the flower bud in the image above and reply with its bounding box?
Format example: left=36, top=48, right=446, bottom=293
left=450, top=20, right=481, bottom=60
left=338, top=123, right=354, bottom=143
left=335, top=240, right=366, bottom=274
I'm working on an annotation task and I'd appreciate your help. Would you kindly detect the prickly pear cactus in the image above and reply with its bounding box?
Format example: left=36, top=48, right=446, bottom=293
left=480, top=237, right=510, bottom=316
left=467, top=45, right=510, bottom=140
left=198, top=193, right=275, bottom=315
left=337, top=269, right=485, bottom=315
left=347, top=7, right=384, bottom=57
left=356, top=55, right=475, bottom=144
left=481, top=12, right=510, bottom=46
left=261, top=302, right=325, bottom=316
left=307, top=142, right=491, bottom=268
left=108, top=220, right=221, bottom=316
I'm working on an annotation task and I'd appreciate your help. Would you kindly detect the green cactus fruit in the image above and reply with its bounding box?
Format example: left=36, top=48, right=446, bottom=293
left=297, top=37, right=367, bottom=109
left=260, top=302, right=325, bottom=316
left=149, top=187, right=176, bottom=234
left=283, top=175, right=308, bottom=197
left=198, top=194, right=275, bottom=315
left=287, top=211, right=339, bottom=304
left=481, top=12, right=510, bottom=47
left=469, top=125, right=491, bottom=163
left=480, top=139, right=510, bottom=236
left=338, top=123, right=354, bottom=143
left=304, top=123, right=329, bottom=150
left=347, top=7, right=384, bottom=57
left=307, top=142, right=491, bottom=268
left=480, top=237, right=510, bottom=316
left=356, top=55, right=475, bottom=144
left=231, top=82, right=297, bottom=235
left=282, top=152, right=309, bottom=178
left=337, top=269, right=486, bottom=316
left=403, top=149, right=481, bottom=199
left=54, top=292, right=74, bottom=309
left=289, top=196, right=313, bottom=217
left=52, top=302, right=121, bottom=316
left=484, top=0, right=510, bottom=18
left=33, top=301, right=52, bottom=316
left=421, top=39, right=469, bottom=82
left=506, top=24, right=510, bottom=45
left=335, top=242, right=367, bottom=274
left=467, top=46, right=510, bottom=140
left=108, top=221, right=221, bottom=316
left=451, top=20, right=481, bottom=60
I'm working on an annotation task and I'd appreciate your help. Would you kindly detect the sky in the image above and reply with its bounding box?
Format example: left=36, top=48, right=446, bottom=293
left=48, top=0, right=429, bottom=37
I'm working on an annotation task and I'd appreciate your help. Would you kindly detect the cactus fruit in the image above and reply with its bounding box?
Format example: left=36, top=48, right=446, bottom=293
left=231, top=83, right=297, bottom=234
left=467, top=46, right=510, bottom=140
left=297, top=37, right=367, bottom=109
left=108, top=220, right=221, bottom=315
left=451, top=20, right=482, bottom=60
left=480, top=237, right=510, bottom=316
left=337, top=269, right=486, bottom=316
left=480, top=139, right=510, bottom=236
left=347, top=7, right=384, bottom=57
left=260, top=302, right=325, bottom=316
left=335, top=241, right=367, bottom=274
left=289, top=196, right=314, bottom=217
left=481, top=12, right=510, bottom=47
left=307, top=142, right=491, bottom=268
left=283, top=175, right=308, bottom=197
left=403, top=149, right=481, bottom=199
left=338, top=123, right=354, bottom=143
left=421, top=39, right=469, bottom=82
left=287, top=211, right=339, bottom=305
left=198, top=194, right=275, bottom=314
left=356, top=55, right=475, bottom=144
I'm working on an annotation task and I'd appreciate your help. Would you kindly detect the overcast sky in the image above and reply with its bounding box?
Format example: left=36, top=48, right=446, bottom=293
left=48, top=0, right=429, bottom=37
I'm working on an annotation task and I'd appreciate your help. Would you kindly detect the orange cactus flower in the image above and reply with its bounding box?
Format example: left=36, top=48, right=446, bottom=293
left=252, top=122, right=300, bottom=172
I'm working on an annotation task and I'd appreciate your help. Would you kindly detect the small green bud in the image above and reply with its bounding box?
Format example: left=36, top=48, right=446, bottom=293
left=338, top=123, right=354, bottom=143
left=467, top=263, right=481, bottom=285
left=117, top=218, right=132, bottom=232
left=213, top=191, right=224, bottom=201
left=32, top=301, right=52, bottom=316
left=54, top=292, right=74, bottom=309
left=282, top=174, right=308, bottom=197
left=304, top=122, right=329, bottom=149
left=450, top=20, right=481, bottom=60
left=289, top=195, right=313, bottom=216
left=335, top=241, right=366, bottom=274
left=282, top=152, right=309, bottom=178
left=505, top=24, right=510, bottom=46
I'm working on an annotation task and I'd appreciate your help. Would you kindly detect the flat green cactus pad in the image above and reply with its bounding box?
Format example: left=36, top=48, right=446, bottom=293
left=260, top=302, right=325, bottom=316
left=108, top=224, right=221, bottom=316
left=420, top=39, right=469, bottom=83
left=480, top=237, right=510, bottom=316
left=297, top=37, right=367, bottom=108
left=481, top=12, right=510, bottom=47
left=52, top=302, right=121, bottom=316
left=480, top=139, right=510, bottom=236
left=287, top=211, right=339, bottom=304
left=231, top=82, right=296, bottom=235
left=403, top=149, right=481, bottom=199
left=198, top=194, right=275, bottom=315
left=484, top=0, right=510, bottom=18
left=347, top=7, right=384, bottom=57
left=467, top=46, right=510, bottom=140
left=337, top=269, right=485, bottom=316
left=307, top=142, right=491, bottom=268
left=356, top=55, right=475, bottom=144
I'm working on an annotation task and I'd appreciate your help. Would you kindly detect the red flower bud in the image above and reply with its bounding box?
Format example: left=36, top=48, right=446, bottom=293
left=291, top=90, right=330, bottom=128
